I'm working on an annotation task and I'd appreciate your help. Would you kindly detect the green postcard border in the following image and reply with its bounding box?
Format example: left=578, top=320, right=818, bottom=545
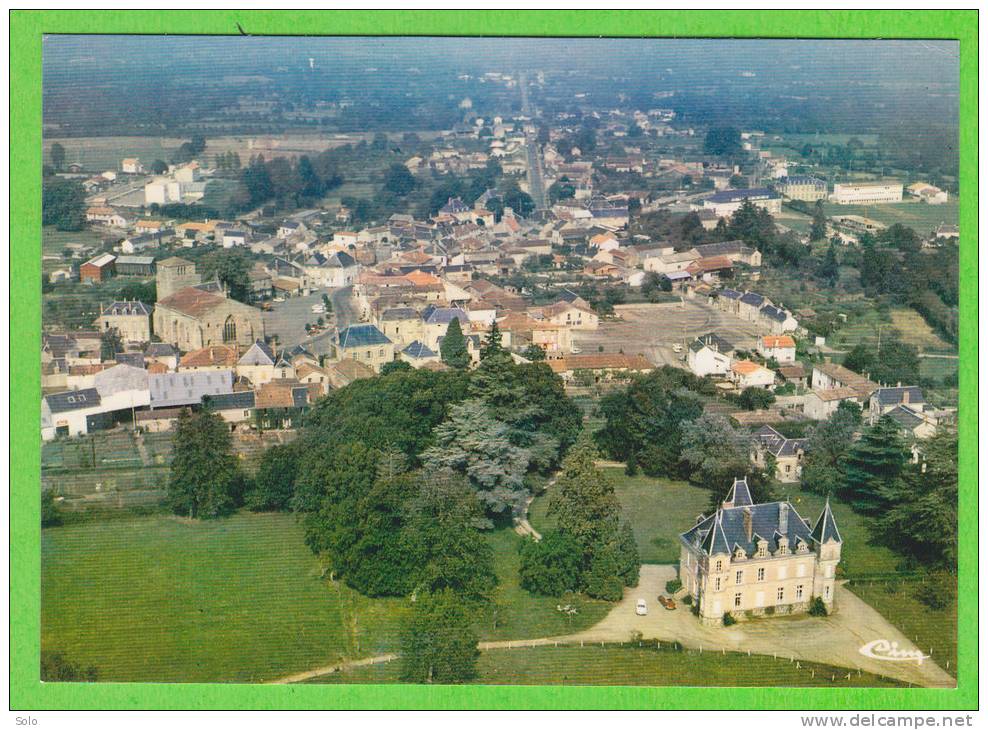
left=10, top=9, right=978, bottom=711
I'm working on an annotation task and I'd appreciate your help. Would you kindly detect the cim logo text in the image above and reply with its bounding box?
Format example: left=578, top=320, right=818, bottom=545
left=858, top=639, right=929, bottom=663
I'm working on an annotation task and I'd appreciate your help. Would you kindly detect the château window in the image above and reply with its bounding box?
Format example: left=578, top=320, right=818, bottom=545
left=757, top=567, right=765, bottom=582
left=777, top=587, right=785, bottom=603
left=735, top=570, right=743, bottom=585
left=796, top=585, right=804, bottom=600
left=734, top=593, right=742, bottom=608
left=825, top=585, right=831, bottom=598
left=715, top=559, right=723, bottom=572
left=714, top=577, right=721, bottom=592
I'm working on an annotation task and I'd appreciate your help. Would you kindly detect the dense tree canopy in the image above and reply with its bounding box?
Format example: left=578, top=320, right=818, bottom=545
left=167, top=410, right=243, bottom=519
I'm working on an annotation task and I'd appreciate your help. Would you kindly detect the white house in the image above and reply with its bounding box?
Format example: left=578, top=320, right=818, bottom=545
left=687, top=333, right=734, bottom=377
left=730, top=360, right=776, bottom=389
left=757, top=335, right=796, bottom=364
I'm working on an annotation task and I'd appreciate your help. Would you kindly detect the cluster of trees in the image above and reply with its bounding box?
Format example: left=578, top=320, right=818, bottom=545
left=234, top=152, right=344, bottom=213
left=842, top=337, right=921, bottom=388
left=858, top=225, right=958, bottom=344
left=197, top=248, right=253, bottom=303
left=800, top=404, right=957, bottom=568
left=172, top=135, right=207, bottom=164
left=520, top=441, right=640, bottom=601
left=703, top=127, right=742, bottom=158
left=42, top=177, right=86, bottom=231
left=595, top=368, right=775, bottom=509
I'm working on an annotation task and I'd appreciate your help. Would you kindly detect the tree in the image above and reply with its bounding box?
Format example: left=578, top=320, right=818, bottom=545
left=680, top=413, right=751, bottom=489
left=840, top=415, right=908, bottom=515
left=401, top=469, right=498, bottom=601
left=594, top=367, right=706, bottom=477
left=50, top=142, right=66, bottom=172
left=842, top=339, right=920, bottom=387
left=199, top=248, right=252, bottom=302
left=381, top=360, right=412, bottom=376
left=41, top=651, right=98, bottom=682
left=421, top=399, right=531, bottom=520
left=810, top=200, right=828, bottom=241
left=41, top=491, right=62, bottom=527
left=245, top=442, right=300, bottom=511
left=800, top=402, right=861, bottom=496
left=399, top=589, right=480, bottom=684
left=703, top=127, right=742, bottom=157
left=440, top=317, right=470, bottom=369
left=500, top=181, right=535, bottom=218
left=479, top=320, right=505, bottom=362
left=876, top=428, right=957, bottom=566
left=42, top=178, right=86, bottom=231
left=736, top=387, right=775, bottom=410
left=100, top=328, right=122, bottom=361
left=818, top=241, right=840, bottom=286
left=518, top=530, right=583, bottom=596
left=150, top=159, right=169, bottom=174
left=547, top=438, right=640, bottom=597
left=383, top=163, right=416, bottom=196
left=167, top=410, right=242, bottom=519
left=522, top=344, right=546, bottom=362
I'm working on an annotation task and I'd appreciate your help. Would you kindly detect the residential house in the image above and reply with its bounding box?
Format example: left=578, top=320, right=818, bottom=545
left=335, top=324, right=394, bottom=373
left=730, top=360, right=776, bottom=389
left=547, top=353, right=653, bottom=383
left=803, top=386, right=862, bottom=421
left=687, top=333, right=735, bottom=377
left=94, top=300, right=152, bottom=343
left=400, top=340, right=441, bottom=368
left=750, top=425, right=808, bottom=483
left=679, top=478, right=841, bottom=626
left=758, top=335, right=796, bottom=364
left=204, top=390, right=256, bottom=429
left=867, top=386, right=925, bottom=424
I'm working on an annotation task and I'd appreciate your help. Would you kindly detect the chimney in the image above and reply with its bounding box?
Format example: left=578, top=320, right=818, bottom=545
left=743, top=506, right=753, bottom=542
left=903, top=389, right=910, bottom=404
left=779, top=502, right=789, bottom=535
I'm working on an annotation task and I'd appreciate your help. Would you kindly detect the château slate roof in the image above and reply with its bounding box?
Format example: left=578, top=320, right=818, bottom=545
left=681, top=479, right=838, bottom=557
left=810, top=499, right=842, bottom=544
left=402, top=341, right=437, bottom=359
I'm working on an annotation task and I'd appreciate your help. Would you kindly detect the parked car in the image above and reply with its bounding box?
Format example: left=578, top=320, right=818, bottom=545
left=658, top=595, right=677, bottom=610
left=311, top=304, right=325, bottom=314
left=635, top=599, right=648, bottom=616
left=672, top=343, right=683, bottom=353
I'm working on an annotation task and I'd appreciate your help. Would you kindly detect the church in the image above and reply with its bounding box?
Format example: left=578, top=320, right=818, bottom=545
left=152, top=258, right=264, bottom=352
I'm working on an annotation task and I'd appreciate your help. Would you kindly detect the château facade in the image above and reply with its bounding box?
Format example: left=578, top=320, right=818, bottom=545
left=679, top=478, right=842, bottom=626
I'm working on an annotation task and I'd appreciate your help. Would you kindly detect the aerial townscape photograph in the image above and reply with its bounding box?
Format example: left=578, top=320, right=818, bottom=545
left=36, top=33, right=961, bottom=692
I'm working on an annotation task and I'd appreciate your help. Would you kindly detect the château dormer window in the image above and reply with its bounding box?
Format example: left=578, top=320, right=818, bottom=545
left=755, top=539, right=768, bottom=558
left=796, top=540, right=809, bottom=554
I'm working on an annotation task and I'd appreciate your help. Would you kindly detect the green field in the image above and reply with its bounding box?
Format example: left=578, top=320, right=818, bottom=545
left=848, top=581, right=956, bottom=677
left=823, top=200, right=958, bottom=234
left=44, top=137, right=187, bottom=172
left=42, top=512, right=408, bottom=682
left=310, top=644, right=904, bottom=687
left=41, top=511, right=613, bottom=683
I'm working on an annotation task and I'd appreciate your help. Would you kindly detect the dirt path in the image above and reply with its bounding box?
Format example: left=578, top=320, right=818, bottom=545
left=270, top=653, right=399, bottom=685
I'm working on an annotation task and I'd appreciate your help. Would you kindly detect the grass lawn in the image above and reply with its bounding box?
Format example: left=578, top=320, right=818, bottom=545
left=786, top=489, right=901, bottom=579
left=530, top=468, right=711, bottom=564
left=888, top=308, right=955, bottom=353
left=480, top=529, right=612, bottom=641
left=41, top=512, right=612, bottom=683
left=847, top=581, right=956, bottom=677
left=42, top=512, right=407, bottom=682
left=310, top=644, right=904, bottom=687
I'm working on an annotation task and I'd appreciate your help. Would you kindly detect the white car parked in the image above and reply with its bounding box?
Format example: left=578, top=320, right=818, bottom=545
left=636, top=599, right=648, bottom=616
